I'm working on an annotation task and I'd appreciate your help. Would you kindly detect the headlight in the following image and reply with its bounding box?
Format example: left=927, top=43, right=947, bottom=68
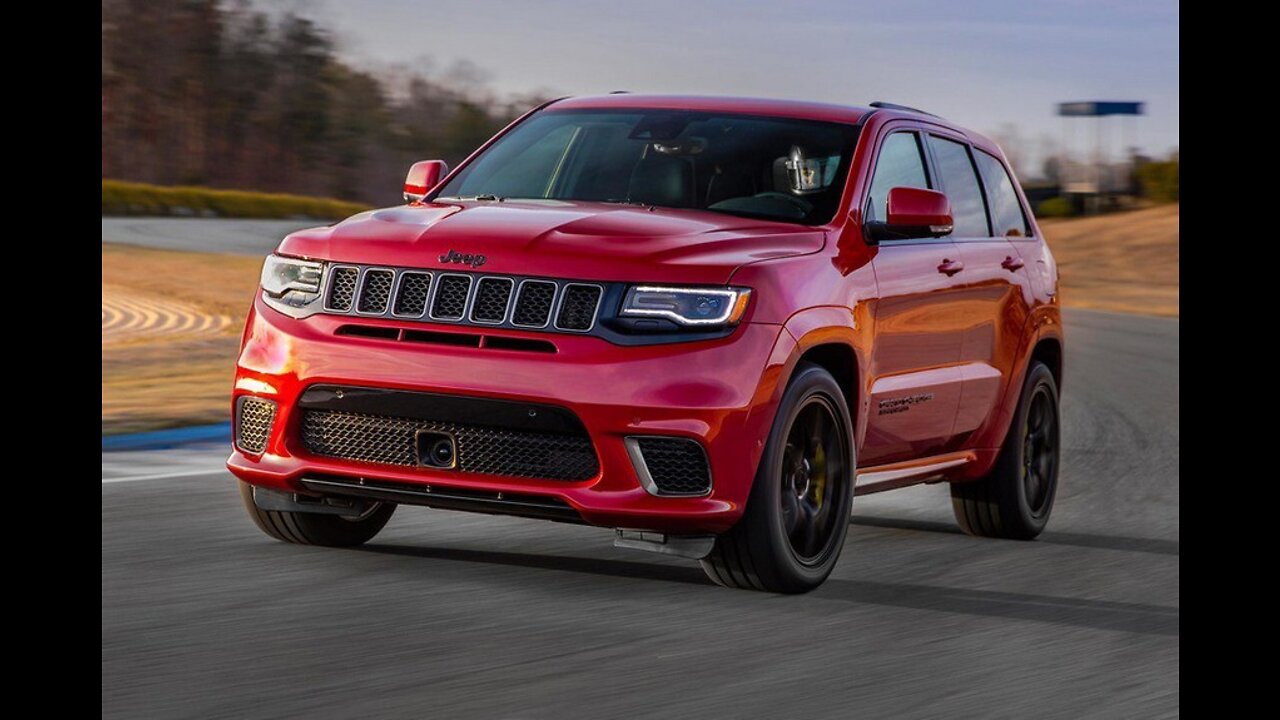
left=260, top=254, right=325, bottom=316
left=261, top=254, right=323, bottom=296
left=620, top=285, right=752, bottom=326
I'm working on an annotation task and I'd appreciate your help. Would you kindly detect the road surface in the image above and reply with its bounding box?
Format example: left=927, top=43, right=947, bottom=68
left=102, top=308, right=1178, bottom=719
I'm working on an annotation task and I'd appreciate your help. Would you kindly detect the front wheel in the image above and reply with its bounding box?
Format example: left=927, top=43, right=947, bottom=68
left=239, top=482, right=396, bottom=547
left=951, top=361, right=1060, bottom=539
left=701, top=362, right=855, bottom=593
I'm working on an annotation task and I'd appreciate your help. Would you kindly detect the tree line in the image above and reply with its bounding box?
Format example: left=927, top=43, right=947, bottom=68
left=101, top=0, right=548, bottom=206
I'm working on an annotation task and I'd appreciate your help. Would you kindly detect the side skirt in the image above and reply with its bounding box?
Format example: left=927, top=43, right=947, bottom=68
left=854, top=451, right=976, bottom=495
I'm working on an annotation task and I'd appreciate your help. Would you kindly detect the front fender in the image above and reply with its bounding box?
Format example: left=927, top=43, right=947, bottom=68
left=754, top=304, right=874, bottom=454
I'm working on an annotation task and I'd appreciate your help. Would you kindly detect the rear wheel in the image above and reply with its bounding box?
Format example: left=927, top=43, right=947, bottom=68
left=701, top=363, right=855, bottom=593
left=239, top=482, right=396, bottom=547
left=951, top=361, right=1060, bottom=539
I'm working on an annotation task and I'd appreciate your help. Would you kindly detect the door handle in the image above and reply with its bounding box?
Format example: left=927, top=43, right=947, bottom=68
left=937, top=259, right=964, bottom=276
left=1001, top=256, right=1025, bottom=271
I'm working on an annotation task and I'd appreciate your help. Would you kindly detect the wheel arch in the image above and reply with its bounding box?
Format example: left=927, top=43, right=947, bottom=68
left=1030, top=335, right=1064, bottom=391
left=954, top=306, right=1064, bottom=480
left=771, top=306, right=873, bottom=454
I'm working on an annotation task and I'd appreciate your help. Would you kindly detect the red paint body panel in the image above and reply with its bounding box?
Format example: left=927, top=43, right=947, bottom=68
left=278, top=201, right=823, bottom=285
left=230, top=297, right=789, bottom=533
left=229, top=94, right=1062, bottom=531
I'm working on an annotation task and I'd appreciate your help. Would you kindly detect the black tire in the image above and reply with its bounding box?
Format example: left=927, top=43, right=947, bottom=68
left=239, top=481, right=396, bottom=547
left=701, top=362, right=855, bottom=593
left=951, top=361, right=1060, bottom=539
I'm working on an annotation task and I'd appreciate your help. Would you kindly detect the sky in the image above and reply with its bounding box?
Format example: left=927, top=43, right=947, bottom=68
left=298, top=0, right=1178, bottom=178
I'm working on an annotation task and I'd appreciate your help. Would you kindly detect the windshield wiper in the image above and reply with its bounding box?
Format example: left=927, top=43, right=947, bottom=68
left=603, top=198, right=655, bottom=210
left=434, top=194, right=505, bottom=202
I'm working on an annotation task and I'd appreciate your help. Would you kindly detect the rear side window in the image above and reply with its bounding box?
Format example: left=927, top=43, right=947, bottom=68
left=927, top=136, right=990, bottom=238
left=974, top=150, right=1030, bottom=237
left=865, top=132, right=929, bottom=223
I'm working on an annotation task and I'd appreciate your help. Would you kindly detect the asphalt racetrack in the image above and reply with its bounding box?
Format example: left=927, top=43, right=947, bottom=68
left=103, top=220, right=1178, bottom=717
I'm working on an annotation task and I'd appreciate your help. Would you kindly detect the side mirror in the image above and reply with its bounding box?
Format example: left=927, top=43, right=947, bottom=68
left=866, top=187, right=954, bottom=242
left=404, top=160, right=449, bottom=203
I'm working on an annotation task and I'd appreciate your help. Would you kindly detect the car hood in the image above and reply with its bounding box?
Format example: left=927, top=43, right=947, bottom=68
left=277, top=199, right=825, bottom=285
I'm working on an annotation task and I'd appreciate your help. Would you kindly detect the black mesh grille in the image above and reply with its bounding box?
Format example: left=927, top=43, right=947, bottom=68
left=512, top=281, right=556, bottom=327
left=325, top=267, right=359, bottom=312
left=301, top=409, right=599, bottom=481
left=357, top=269, right=394, bottom=313
left=556, top=284, right=602, bottom=331
left=235, top=397, right=277, bottom=454
left=636, top=437, right=711, bottom=495
left=470, top=278, right=513, bottom=323
left=392, top=272, right=431, bottom=317
left=432, top=275, right=471, bottom=320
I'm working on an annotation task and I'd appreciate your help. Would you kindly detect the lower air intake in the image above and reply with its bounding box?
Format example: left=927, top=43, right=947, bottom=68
left=300, top=409, right=599, bottom=482
left=628, top=437, right=712, bottom=496
left=235, top=397, right=277, bottom=454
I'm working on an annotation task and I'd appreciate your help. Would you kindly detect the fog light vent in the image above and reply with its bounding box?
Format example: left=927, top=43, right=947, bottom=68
left=626, top=436, right=712, bottom=496
left=235, top=396, right=277, bottom=454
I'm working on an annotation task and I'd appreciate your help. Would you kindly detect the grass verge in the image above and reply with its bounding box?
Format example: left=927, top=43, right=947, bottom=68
left=102, top=179, right=370, bottom=221
left=1040, top=204, right=1179, bottom=318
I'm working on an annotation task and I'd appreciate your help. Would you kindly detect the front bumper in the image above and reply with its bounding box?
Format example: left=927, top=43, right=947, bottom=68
left=227, top=296, right=794, bottom=534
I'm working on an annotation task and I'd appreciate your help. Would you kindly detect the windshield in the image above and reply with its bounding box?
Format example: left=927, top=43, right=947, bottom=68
left=434, top=109, right=861, bottom=225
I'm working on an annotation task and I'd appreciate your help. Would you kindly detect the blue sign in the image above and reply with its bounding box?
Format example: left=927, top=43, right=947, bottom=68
left=1057, top=101, right=1144, bottom=117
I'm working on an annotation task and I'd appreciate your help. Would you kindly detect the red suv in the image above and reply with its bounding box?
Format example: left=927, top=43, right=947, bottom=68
left=229, top=94, right=1062, bottom=593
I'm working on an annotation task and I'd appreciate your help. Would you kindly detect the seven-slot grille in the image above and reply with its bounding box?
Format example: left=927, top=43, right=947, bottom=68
left=322, top=264, right=604, bottom=333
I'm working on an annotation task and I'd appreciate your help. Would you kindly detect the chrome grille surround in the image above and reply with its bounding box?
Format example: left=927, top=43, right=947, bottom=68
left=430, top=273, right=473, bottom=321
left=470, top=276, right=515, bottom=324
left=356, top=268, right=395, bottom=315
left=391, top=271, right=432, bottom=317
left=554, top=283, right=604, bottom=332
left=324, top=266, right=359, bottom=312
left=511, top=279, right=557, bottom=328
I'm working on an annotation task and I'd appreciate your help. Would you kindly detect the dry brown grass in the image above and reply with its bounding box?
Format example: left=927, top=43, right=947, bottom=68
left=102, top=245, right=260, bottom=434
left=1039, top=204, right=1179, bottom=317
left=101, top=207, right=1178, bottom=433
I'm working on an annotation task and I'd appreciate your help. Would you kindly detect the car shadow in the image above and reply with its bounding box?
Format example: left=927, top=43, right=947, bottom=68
left=850, top=515, right=1179, bottom=556
left=359, top=540, right=1177, bottom=637
left=359, top=543, right=711, bottom=585
left=811, top=578, right=1179, bottom=637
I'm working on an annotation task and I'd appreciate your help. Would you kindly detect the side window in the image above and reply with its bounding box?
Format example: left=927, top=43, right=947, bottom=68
left=927, top=136, right=991, bottom=238
left=974, top=150, right=1031, bottom=237
left=865, top=132, right=929, bottom=223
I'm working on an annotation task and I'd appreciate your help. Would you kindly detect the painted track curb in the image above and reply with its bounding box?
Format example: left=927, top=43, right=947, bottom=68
left=102, top=423, right=231, bottom=452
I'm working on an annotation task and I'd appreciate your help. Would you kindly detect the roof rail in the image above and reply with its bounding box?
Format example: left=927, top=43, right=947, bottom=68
left=869, top=101, right=941, bottom=118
